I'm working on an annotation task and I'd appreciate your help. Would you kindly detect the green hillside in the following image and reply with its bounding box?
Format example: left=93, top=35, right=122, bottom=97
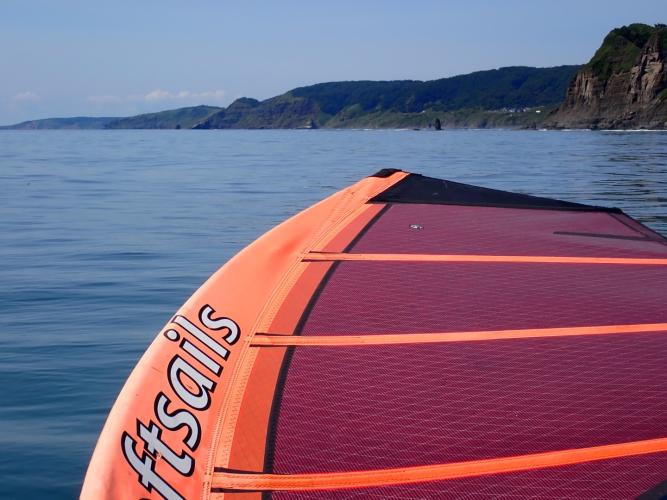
left=0, top=116, right=116, bottom=130
left=104, top=105, right=221, bottom=129
left=292, top=66, right=578, bottom=114
left=196, top=65, right=580, bottom=129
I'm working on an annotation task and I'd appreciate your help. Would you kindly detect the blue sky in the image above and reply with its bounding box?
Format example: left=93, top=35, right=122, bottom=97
left=1, top=0, right=665, bottom=124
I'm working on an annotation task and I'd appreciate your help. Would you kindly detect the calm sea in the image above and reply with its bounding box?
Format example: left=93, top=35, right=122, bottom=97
left=1, top=129, right=666, bottom=498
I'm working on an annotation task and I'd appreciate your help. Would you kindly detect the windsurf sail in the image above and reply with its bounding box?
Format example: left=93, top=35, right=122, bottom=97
left=82, top=170, right=667, bottom=499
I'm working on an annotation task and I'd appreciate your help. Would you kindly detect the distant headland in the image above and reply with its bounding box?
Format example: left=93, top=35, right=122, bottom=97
left=2, top=23, right=666, bottom=131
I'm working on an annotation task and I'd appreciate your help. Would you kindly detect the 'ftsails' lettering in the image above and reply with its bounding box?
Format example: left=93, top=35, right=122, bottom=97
left=122, top=305, right=240, bottom=500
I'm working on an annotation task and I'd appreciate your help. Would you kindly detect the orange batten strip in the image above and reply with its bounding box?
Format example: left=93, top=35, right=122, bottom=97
left=211, top=437, right=667, bottom=491
left=305, top=252, right=667, bottom=265
left=251, top=323, right=667, bottom=347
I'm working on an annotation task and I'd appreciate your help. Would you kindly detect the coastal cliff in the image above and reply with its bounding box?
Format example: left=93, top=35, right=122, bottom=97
left=547, top=24, right=667, bottom=129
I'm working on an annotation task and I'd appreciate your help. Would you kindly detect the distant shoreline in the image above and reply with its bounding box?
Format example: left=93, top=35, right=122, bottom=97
left=0, top=66, right=578, bottom=131
left=4, top=127, right=667, bottom=132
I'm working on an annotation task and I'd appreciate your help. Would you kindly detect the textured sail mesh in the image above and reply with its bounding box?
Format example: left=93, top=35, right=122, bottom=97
left=271, top=334, right=667, bottom=474
left=298, top=261, right=667, bottom=335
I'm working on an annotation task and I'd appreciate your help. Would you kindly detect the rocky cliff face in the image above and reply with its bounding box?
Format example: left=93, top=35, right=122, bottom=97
left=547, top=24, right=667, bottom=129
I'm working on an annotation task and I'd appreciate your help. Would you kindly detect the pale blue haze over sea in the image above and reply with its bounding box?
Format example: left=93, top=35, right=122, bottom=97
left=1, top=129, right=667, bottom=499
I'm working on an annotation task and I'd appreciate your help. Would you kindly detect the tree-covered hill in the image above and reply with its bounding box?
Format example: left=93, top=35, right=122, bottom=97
left=0, top=116, right=116, bottom=130
left=104, top=105, right=221, bottom=129
left=196, top=65, right=580, bottom=129
left=290, top=65, right=579, bottom=114
left=0, top=106, right=221, bottom=130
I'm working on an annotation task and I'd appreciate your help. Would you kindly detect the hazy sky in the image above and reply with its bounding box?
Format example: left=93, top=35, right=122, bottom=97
left=1, top=0, right=665, bottom=124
